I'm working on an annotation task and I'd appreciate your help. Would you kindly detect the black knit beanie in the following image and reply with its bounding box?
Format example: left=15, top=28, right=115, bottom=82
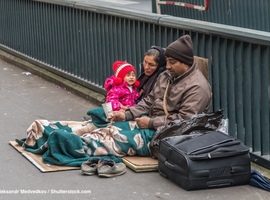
left=165, top=34, right=194, bottom=66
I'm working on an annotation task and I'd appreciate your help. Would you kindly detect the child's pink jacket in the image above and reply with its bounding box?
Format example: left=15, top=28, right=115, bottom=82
left=104, top=75, right=140, bottom=111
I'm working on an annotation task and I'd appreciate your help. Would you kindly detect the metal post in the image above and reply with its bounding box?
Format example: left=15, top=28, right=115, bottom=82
left=156, top=0, right=161, bottom=14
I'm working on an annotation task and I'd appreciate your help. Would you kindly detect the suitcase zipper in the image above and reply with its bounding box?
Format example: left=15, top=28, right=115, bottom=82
left=187, top=138, right=238, bottom=155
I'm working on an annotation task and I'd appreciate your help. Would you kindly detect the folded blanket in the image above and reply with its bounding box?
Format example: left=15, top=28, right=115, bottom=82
left=16, top=107, right=155, bottom=166
left=87, top=107, right=110, bottom=127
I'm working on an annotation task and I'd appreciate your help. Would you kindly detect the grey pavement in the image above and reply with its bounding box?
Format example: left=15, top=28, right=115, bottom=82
left=1, top=54, right=270, bottom=200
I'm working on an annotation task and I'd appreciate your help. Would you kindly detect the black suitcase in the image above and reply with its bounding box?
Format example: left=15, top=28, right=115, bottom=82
left=158, top=131, right=251, bottom=191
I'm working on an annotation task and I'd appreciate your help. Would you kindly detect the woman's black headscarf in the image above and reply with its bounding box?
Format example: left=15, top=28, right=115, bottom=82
left=137, top=46, right=166, bottom=101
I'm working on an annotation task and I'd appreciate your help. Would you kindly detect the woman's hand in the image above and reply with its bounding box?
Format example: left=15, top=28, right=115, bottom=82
left=135, top=117, right=150, bottom=129
left=110, top=111, right=126, bottom=123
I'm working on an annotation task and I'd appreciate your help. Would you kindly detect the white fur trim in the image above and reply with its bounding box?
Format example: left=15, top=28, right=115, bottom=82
left=115, top=63, right=131, bottom=77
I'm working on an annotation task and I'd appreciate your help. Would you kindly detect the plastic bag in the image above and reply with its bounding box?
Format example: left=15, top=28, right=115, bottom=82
left=150, top=109, right=224, bottom=159
left=216, top=118, right=229, bottom=135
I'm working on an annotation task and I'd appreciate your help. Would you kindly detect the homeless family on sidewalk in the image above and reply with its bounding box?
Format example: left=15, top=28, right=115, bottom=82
left=16, top=35, right=212, bottom=178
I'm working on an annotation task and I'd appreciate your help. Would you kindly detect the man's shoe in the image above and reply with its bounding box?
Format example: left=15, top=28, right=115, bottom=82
left=81, top=158, right=101, bottom=175
left=97, top=159, right=126, bottom=177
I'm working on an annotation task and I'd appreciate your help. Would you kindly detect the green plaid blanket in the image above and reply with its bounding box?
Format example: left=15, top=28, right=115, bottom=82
left=16, top=107, right=155, bottom=166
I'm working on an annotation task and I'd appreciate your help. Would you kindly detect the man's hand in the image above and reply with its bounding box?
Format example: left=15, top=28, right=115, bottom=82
left=110, top=111, right=126, bottom=123
left=135, top=117, right=150, bottom=129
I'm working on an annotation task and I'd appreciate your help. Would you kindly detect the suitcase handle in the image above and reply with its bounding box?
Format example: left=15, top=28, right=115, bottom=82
left=165, top=160, right=175, bottom=169
left=207, top=179, right=233, bottom=188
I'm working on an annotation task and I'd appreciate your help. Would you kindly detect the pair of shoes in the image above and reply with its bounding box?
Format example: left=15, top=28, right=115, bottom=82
left=97, top=159, right=126, bottom=178
left=81, top=158, right=126, bottom=177
left=81, top=158, right=101, bottom=175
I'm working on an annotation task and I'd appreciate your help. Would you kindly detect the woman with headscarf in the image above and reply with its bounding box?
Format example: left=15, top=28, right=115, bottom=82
left=136, top=46, right=166, bottom=102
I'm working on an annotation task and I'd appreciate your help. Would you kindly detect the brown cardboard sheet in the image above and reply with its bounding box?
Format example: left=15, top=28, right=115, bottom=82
left=9, top=141, right=80, bottom=172
left=122, top=156, right=158, bottom=172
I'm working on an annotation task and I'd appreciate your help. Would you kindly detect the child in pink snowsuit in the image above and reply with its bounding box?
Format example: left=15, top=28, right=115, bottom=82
left=104, top=61, right=140, bottom=111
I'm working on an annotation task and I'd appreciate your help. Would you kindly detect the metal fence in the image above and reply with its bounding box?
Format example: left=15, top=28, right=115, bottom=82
left=152, top=0, right=270, bottom=32
left=1, top=0, right=270, bottom=169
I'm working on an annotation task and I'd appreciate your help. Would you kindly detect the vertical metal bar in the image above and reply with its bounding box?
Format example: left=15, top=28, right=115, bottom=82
left=51, top=5, right=56, bottom=67
left=84, top=12, right=90, bottom=80
left=6, top=0, right=11, bottom=47
left=44, top=4, right=50, bottom=64
left=71, top=8, right=77, bottom=75
left=211, top=36, right=220, bottom=112
left=48, top=3, right=54, bottom=65
left=84, top=11, right=90, bottom=81
left=77, top=9, right=83, bottom=78
left=105, top=15, right=112, bottom=79
left=58, top=6, right=65, bottom=71
left=37, top=3, right=43, bottom=61
left=245, top=0, right=252, bottom=29
left=205, top=34, right=212, bottom=91
left=91, top=12, right=96, bottom=82
left=219, top=38, right=228, bottom=118
left=191, top=32, right=198, bottom=56
left=48, top=4, right=53, bottom=65
left=126, top=19, right=131, bottom=62
left=156, top=0, right=161, bottom=14
left=104, top=15, right=110, bottom=80
left=118, top=18, right=123, bottom=59
left=26, top=0, right=31, bottom=54
left=264, top=0, right=270, bottom=31
left=136, top=21, right=142, bottom=72
left=21, top=0, right=27, bottom=52
left=66, top=7, right=72, bottom=72
left=196, top=33, right=206, bottom=57
left=122, top=18, right=127, bottom=59
left=27, top=0, right=33, bottom=56
left=73, top=8, right=79, bottom=76
left=145, top=22, right=151, bottom=50
left=227, top=39, right=236, bottom=137
left=56, top=5, right=62, bottom=70
left=81, top=10, right=86, bottom=80
left=235, top=41, right=244, bottom=139
left=242, top=43, right=252, bottom=146
left=133, top=20, right=141, bottom=71
left=32, top=2, right=38, bottom=59
left=99, top=14, right=106, bottom=85
left=260, top=46, right=270, bottom=155
left=252, top=45, right=261, bottom=152
left=61, top=6, right=66, bottom=71
left=94, top=13, right=100, bottom=83
left=131, top=20, right=138, bottom=66
left=111, top=16, right=116, bottom=62
left=5, top=0, right=11, bottom=46
left=66, top=7, right=72, bottom=73
left=31, top=1, right=37, bottom=58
